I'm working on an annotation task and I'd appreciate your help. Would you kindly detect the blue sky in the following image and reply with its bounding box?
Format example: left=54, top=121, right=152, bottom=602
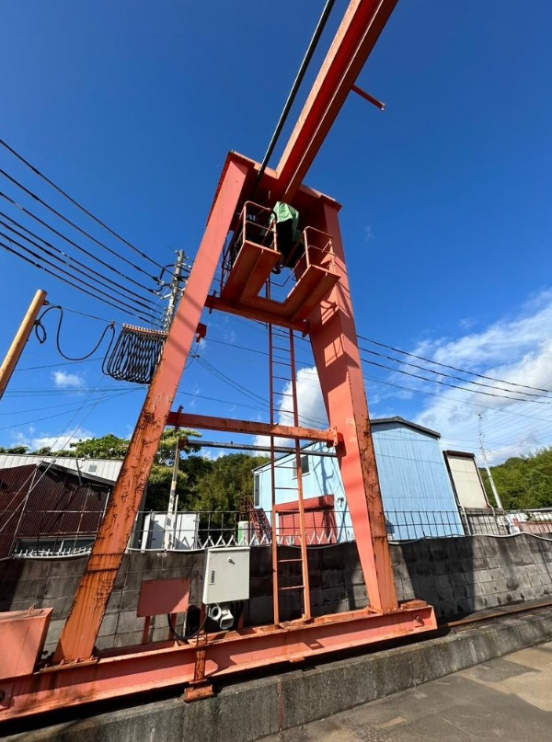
left=1, top=1, right=552, bottom=464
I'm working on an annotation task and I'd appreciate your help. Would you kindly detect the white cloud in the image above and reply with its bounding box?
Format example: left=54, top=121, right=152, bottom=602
left=13, top=427, right=94, bottom=453
left=52, top=370, right=85, bottom=388
left=254, top=366, right=327, bottom=449
left=407, top=289, right=552, bottom=464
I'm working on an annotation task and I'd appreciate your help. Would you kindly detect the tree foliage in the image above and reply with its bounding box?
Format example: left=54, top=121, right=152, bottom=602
left=481, top=447, right=552, bottom=510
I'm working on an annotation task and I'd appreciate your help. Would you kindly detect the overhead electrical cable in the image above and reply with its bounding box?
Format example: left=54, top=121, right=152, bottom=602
left=0, top=219, right=158, bottom=315
left=34, top=305, right=116, bottom=362
left=359, top=355, right=552, bottom=405
left=0, top=239, right=155, bottom=324
left=0, top=137, right=163, bottom=270
left=0, top=232, right=157, bottom=321
left=0, top=211, right=157, bottom=308
left=359, top=345, right=550, bottom=401
left=0, top=170, right=159, bottom=282
left=252, top=0, right=337, bottom=195
left=357, top=334, right=552, bottom=395
left=0, top=192, right=160, bottom=296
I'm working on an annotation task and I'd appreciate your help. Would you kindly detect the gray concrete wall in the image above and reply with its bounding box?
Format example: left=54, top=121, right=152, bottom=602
left=1, top=533, right=551, bottom=652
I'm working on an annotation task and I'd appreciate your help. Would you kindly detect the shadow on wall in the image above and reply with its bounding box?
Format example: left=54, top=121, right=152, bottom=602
left=1, top=534, right=552, bottom=653
left=392, top=532, right=552, bottom=619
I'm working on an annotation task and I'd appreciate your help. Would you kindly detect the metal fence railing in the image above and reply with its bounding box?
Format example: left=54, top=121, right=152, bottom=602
left=6, top=507, right=552, bottom=558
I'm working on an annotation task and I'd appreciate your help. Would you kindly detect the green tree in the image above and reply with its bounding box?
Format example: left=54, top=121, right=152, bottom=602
left=480, top=447, right=552, bottom=510
left=193, top=453, right=268, bottom=513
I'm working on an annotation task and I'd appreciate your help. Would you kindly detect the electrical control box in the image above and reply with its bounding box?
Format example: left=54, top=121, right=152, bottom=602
left=202, top=546, right=250, bottom=605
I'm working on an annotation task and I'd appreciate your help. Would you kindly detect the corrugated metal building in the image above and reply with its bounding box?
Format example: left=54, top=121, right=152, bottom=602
left=254, top=417, right=465, bottom=541
left=0, top=457, right=119, bottom=558
left=0, top=454, right=122, bottom=484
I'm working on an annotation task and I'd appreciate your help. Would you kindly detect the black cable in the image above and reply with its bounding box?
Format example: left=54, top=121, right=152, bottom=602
left=0, top=137, right=163, bottom=269
left=103, top=325, right=167, bottom=384
left=0, top=170, right=159, bottom=281
left=0, top=219, right=158, bottom=315
left=166, top=605, right=207, bottom=642
left=0, top=211, right=157, bottom=307
left=358, top=334, right=552, bottom=395
left=0, top=191, right=160, bottom=296
left=251, top=0, right=337, bottom=197
left=35, top=305, right=116, bottom=362
left=359, top=345, right=550, bottom=401
left=0, top=232, right=158, bottom=321
left=0, top=239, right=155, bottom=324
left=360, top=355, right=552, bottom=405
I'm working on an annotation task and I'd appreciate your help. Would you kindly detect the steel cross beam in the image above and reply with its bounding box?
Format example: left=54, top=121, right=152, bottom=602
left=275, top=0, right=399, bottom=202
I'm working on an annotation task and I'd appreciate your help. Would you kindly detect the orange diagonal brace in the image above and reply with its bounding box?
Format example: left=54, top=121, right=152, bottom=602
left=275, top=0, right=399, bottom=202
left=54, top=158, right=250, bottom=663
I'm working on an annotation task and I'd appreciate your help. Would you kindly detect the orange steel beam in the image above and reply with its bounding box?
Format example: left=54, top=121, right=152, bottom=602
left=167, top=411, right=339, bottom=444
left=53, top=158, right=250, bottom=663
left=308, top=199, right=397, bottom=612
left=1, top=603, right=435, bottom=720
left=275, top=0, right=399, bottom=202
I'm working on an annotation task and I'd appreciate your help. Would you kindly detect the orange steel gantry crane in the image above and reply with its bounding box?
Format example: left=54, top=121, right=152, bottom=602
left=0, top=0, right=437, bottom=720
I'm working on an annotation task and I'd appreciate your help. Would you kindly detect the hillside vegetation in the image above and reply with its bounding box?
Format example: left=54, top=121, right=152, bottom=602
left=480, top=447, right=552, bottom=510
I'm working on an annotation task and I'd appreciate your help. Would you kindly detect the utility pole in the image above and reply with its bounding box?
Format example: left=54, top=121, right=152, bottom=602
left=0, top=289, right=47, bottom=402
left=160, top=251, right=188, bottom=549
left=478, top=414, right=504, bottom=510
left=162, top=250, right=187, bottom=332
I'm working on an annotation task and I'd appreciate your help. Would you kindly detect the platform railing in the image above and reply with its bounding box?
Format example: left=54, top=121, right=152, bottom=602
left=221, top=200, right=278, bottom=290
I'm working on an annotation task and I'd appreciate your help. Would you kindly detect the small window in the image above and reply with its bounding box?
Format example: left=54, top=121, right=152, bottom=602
left=293, top=455, right=310, bottom=478
left=88, top=464, right=97, bottom=473
left=254, top=473, right=261, bottom=507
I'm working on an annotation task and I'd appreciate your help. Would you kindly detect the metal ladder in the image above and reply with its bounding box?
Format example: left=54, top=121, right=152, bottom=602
left=268, top=324, right=311, bottom=623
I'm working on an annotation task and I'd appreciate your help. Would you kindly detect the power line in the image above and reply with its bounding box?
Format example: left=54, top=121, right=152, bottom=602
left=0, top=138, right=163, bottom=270
left=357, top=334, right=552, bottom=395
left=252, top=0, right=337, bottom=195
left=0, top=232, right=157, bottom=321
left=359, top=354, right=552, bottom=405
left=0, top=170, right=160, bottom=282
left=0, top=217, right=159, bottom=315
left=359, top=344, right=550, bottom=401
left=0, top=191, right=160, bottom=296
left=0, top=239, right=155, bottom=324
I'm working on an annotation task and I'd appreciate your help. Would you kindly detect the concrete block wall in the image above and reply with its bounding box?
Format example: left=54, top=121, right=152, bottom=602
left=393, top=534, right=552, bottom=618
left=1, top=533, right=551, bottom=653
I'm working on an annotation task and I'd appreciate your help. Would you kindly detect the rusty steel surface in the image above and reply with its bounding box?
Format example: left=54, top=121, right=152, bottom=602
left=53, top=158, right=251, bottom=664
left=0, top=603, right=436, bottom=721
left=275, top=0, right=400, bottom=201
left=308, top=200, right=398, bottom=613
left=167, top=411, right=340, bottom=444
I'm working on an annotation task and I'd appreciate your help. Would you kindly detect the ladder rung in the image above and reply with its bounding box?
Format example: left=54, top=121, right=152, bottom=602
left=279, top=585, right=304, bottom=592
left=278, top=558, right=303, bottom=564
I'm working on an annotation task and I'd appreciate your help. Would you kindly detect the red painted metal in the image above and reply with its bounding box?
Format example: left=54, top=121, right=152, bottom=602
left=0, top=608, right=52, bottom=679
left=307, top=199, right=398, bottom=612
left=275, top=0, right=400, bottom=201
left=351, top=83, right=385, bottom=111
left=0, top=0, right=440, bottom=720
left=0, top=603, right=435, bottom=719
left=137, top=578, right=191, bottom=618
left=167, top=411, right=340, bottom=445
left=53, top=158, right=251, bottom=664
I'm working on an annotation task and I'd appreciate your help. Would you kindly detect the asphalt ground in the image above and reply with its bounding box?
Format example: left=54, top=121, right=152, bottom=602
left=262, top=641, right=552, bottom=741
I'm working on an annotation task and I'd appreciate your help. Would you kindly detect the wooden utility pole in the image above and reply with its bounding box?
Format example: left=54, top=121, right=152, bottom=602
left=0, top=289, right=47, bottom=402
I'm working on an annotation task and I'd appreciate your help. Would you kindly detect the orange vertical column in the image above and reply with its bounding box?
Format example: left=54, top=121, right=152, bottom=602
left=308, top=200, right=398, bottom=613
left=54, top=159, right=250, bottom=663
